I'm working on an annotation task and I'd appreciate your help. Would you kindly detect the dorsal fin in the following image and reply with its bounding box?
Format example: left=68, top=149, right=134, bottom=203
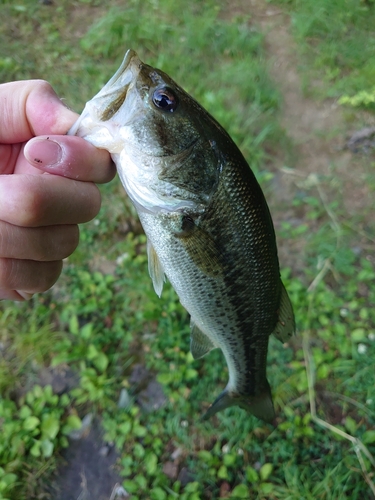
left=272, top=283, right=295, bottom=343
left=190, top=320, right=216, bottom=359
left=147, top=238, right=165, bottom=298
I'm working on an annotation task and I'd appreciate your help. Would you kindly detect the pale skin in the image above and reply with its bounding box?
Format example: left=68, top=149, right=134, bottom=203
left=0, top=80, right=115, bottom=301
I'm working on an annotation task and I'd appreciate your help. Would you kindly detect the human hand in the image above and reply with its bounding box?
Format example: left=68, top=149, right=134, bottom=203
left=0, top=80, right=115, bottom=301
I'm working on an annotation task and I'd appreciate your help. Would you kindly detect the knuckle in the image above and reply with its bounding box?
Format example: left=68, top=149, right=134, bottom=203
left=0, top=222, right=10, bottom=256
left=62, top=225, right=80, bottom=257
left=37, top=261, right=62, bottom=291
left=34, top=79, right=53, bottom=91
left=3, top=177, right=45, bottom=227
left=0, top=258, right=14, bottom=288
left=0, top=258, right=62, bottom=292
left=29, top=79, right=55, bottom=97
left=21, top=180, right=46, bottom=227
left=72, top=181, right=101, bottom=222
left=39, top=225, right=79, bottom=261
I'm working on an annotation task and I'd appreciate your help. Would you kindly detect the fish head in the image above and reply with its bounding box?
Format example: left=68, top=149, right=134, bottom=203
left=69, top=50, right=226, bottom=213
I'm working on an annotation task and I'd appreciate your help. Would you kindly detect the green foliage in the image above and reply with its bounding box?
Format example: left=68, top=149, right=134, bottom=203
left=339, top=87, right=375, bottom=109
left=273, top=0, right=375, bottom=101
left=0, top=385, right=80, bottom=498
left=0, top=0, right=375, bottom=498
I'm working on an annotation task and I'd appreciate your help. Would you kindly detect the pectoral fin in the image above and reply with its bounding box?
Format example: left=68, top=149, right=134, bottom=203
left=190, top=320, right=216, bottom=359
left=147, top=239, right=165, bottom=298
left=272, top=283, right=295, bottom=343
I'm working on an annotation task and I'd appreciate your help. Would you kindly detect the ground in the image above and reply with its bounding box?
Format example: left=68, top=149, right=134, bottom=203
left=42, top=1, right=374, bottom=498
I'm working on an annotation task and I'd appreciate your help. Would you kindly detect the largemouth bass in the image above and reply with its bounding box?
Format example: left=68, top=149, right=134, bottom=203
left=69, top=50, right=295, bottom=423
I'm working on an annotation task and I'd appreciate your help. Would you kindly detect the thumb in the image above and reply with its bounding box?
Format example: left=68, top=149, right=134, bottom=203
left=0, top=80, right=78, bottom=144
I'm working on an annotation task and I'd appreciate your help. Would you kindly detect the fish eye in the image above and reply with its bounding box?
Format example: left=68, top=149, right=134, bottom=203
left=152, top=87, right=178, bottom=112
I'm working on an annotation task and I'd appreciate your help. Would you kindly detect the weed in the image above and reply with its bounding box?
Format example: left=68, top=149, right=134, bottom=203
left=273, top=0, right=375, bottom=102
left=0, top=0, right=374, bottom=498
left=0, top=384, right=81, bottom=498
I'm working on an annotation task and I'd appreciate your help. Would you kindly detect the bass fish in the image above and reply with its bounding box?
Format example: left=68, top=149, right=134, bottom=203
left=69, top=50, right=295, bottom=423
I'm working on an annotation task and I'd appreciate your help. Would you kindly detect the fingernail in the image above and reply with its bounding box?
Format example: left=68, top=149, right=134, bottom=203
left=24, top=137, right=63, bottom=167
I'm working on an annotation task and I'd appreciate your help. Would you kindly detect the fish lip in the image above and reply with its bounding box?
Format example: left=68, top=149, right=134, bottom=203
left=104, top=49, right=140, bottom=89
left=97, top=49, right=141, bottom=108
left=67, top=49, right=142, bottom=136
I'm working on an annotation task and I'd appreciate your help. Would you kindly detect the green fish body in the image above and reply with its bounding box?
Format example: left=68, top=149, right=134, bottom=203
left=69, top=50, right=295, bottom=423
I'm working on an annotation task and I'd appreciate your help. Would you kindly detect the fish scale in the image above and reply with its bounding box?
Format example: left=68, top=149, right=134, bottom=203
left=68, top=49, right=295, bottom=424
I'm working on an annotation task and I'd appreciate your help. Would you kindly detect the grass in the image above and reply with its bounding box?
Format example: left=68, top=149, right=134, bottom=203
left=1, top=0, right=375, bottom=499
left=272, top=0, right=375, bottom=107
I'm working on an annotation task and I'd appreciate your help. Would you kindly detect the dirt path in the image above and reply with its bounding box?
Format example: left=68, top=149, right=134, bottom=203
left=242, top=0, right=374, bottom=272
left=257, top=10, right=350, bottom=169
left=262, top=0, right=372, bottom=215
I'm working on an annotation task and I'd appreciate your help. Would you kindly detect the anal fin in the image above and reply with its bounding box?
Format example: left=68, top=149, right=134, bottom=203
left=273, top=282, right=295, bottom=343
left=147, top=239, right=165, bottom=298
left=190, top=320, right=216, bottom=360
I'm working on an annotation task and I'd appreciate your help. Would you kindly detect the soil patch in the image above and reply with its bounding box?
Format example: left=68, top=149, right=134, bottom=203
left=237, top=0, right=375, bottom=273
left=44, top=366, right=166, bottom=500
left=45, top=419, right=125, bottom=500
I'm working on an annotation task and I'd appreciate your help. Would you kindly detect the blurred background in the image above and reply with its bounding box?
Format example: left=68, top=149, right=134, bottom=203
left=0, top=0, right=374, bottom=498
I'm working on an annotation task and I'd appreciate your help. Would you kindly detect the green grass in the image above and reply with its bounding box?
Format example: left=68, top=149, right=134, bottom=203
left=272, top=0, right=375, bottom=107
left=1, top=0, right=375, bottom=499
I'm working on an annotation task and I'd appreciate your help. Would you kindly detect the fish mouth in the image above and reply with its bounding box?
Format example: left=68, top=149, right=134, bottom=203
left=67, top=49, right=143, bottom=137
left=104, top=49, right=141, bottom=90
left=98, top=49, right=142, bottom=122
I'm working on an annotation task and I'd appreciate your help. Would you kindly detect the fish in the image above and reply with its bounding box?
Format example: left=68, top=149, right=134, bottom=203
left=68, top=49, right=295, bottom=423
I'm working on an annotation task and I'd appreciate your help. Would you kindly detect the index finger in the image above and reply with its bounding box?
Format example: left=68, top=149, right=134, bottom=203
left=0, top=80, right=77, bottom=143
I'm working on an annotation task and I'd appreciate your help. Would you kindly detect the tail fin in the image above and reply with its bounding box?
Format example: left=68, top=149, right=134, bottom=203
left=202, top=384, right=276, bottom=424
